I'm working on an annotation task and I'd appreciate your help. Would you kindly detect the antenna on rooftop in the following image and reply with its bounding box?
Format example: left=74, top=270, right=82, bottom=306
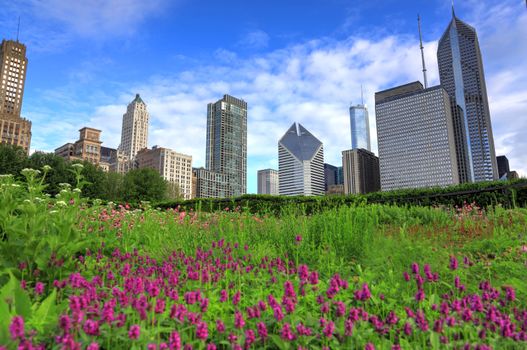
left=16, top=16, right=20, bottom=42
left=361, top=84, right=364, bottom=105
left=417, top=14, right=428, bottom=88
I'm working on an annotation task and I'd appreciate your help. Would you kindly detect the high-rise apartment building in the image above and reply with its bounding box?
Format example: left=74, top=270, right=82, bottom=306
left=206, top=94, right=247, bottom=197
left=350, top=104, right=371, bottom=151
left=375, top=82, right=460, bottom=191
left=136, top=146, right=193, bottom=200
left=278, top=123, right=324, bottom=196
left=118, top=94, right=149, bottom=160
left=257, top=169, right=279, bottom=195
left=0, top=39, right=31, bottom=153
left=55, top=127, right=103, bottom=166
left=342, top=148, right=380, bottom=194
left=437, top=9, right=498, bottom=182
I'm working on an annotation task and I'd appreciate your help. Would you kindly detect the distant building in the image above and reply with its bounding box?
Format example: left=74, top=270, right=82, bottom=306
left=496, top=156, right=510, bottom=179
left=327, top=184, right=345, bottom=196
left=206, top=94, right=247, bottom=197
left=375, top=81, right=459, bottom=191
left=350, top=104, right=371, bottom=151
left=342, top=148, right=380, bottom=194
left=257, top=169, right=279, bottom=195
left=118, top=94, right=149, bottom=160
left=136, top=146, right=193, bottom=200
left=0, top=39, right=31, bottom=153
left=324, top=163, right=343, bottom=193
left=55, top=127, right=103, bottom=166
left=193, top=167, right=230, bottom=198
left=437, top=9, right=498, bottom=181
left=109, top=150, right=131, bottom=174
left=278, top=123, right=324, bottom=196
left=99, top=146, right=116, bottom=172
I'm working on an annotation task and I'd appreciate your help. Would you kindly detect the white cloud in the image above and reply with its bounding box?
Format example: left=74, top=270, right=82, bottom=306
left=240, top=30, right=270, bottom=50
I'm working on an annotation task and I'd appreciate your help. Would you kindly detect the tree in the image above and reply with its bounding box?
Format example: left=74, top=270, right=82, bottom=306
left=122, top=168, right=167, bottom=202
left=27, top=152, right=74, bottom=195
left=73, top=160, right=107, bottom=199
left=166, top=181, right=184, bottom=200
left=0, top=144, right=27, bottom=177
left=101, top=171, right=124, bottom=201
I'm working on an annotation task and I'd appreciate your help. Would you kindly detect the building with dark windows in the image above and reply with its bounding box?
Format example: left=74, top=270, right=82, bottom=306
left=375, top=81, right=460, bottom=191
left=324, top=163, right=343, bottom=192
left=205, top=94, right=247, bottom=197
left=0, top=39, right=31, bottom=153
left=496, top=156, right=510, bottom=179
left=342, top=148, right=380, bottom=194
left=437, top=8, right=498, bottom=182
left=350, top=104, right=371, bottom=151
left=278, top=123, right=324, bottom=196
left=257, top=169, right=279, bottom=195
left=193, top=167, right=230, bottom=198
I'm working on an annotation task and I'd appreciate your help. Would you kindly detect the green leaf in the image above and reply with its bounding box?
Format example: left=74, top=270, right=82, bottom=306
left=0, top=273, right=32, bottom=320
left=430, top=332, right=440, bottom=350
left=29, top=288, right=57, bottom=333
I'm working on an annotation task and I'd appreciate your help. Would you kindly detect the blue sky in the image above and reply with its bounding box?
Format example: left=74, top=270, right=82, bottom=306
left=2, top=0, right=526, bottom=192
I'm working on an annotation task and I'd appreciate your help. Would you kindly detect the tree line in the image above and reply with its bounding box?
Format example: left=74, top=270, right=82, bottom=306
left=0, top=144, right=182, bottom=203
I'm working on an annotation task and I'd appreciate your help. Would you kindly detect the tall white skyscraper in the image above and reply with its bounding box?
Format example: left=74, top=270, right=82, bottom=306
left=278, top=123, right=324, bottom=196
left=118, top=94, right=149, bottom=160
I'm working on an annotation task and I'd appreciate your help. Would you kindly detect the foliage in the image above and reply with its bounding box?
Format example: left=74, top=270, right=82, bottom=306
left=157, top=179, right=527, bottom=215
left=0, top=144, right=28, bottom=180
left=122, top=168, right=167, bottom=203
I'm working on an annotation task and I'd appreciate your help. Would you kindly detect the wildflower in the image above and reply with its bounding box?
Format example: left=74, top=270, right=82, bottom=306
left=365, top=344, right=375, bottom=350
left=244, top=329, right=256, bottom=348
left=449, top=256, right=458, bottom=270
left=87, top=343, right=100, bottom=350
left=128, top=324, right=140, bottom=340
left=234, top=311, right=245, bottom=329
left=415, top=289, right=425, bottom=302
left=206, top=345, right=217, bottom=350
left=83, top=319, right=100, bottom=336
left=216, top=320, right=225, bottom=333
left=232, top=291, right=241, bottom=305
left=403, top=271, right=410, bottom=281
left=72, top=163, right=84, bottom=170
left=411, top=262, right=419, bottom=274
left=281, top=323, right=295, bottom=341
left=295, top=235, right=302, bottom=244
left=257, top=322, right=268, bottom=340
left=196, top=321, right=208, bottom=340
left=220, top=289, right=228, bottom=302
left=34, top=282, right=44, bottom=295
left=59, top=315, right=72, bottom=333
left=9, top=316, right=24, bottom=340
left=169, top=331, right=181, bottom=350
left=323, top=321, right=335, bottom=338
left=504, top=286, right=516, bottom=302
left=403, top=322, right=412, bottom=336
left=273, top=305, right=284, bottom=321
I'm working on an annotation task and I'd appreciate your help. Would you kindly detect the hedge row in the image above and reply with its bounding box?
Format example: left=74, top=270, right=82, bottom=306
left=156, top=179, right=527, bottom=215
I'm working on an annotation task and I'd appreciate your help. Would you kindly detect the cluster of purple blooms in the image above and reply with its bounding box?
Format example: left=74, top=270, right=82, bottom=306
left=4, top=240, right=527, bottom=349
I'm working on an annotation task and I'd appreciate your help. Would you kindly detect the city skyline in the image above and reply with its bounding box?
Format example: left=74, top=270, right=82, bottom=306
left=1, top=0, right=526, bottom=193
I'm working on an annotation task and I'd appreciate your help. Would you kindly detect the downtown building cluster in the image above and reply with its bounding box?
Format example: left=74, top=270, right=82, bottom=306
left=2, top=8, right=520, bottom=198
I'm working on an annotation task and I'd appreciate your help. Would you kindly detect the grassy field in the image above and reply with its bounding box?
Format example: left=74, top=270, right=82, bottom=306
left=1, top=169, right=527, bottom=349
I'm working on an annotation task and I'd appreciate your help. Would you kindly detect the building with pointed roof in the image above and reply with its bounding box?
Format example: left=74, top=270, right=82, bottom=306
left=278, top=123, right=324, bottom=196
left=437, top=8, right=498, bottom=182
left=118, top=93, right=149, bottom=160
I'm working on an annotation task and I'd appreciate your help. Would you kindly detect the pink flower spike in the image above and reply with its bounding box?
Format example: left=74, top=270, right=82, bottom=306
left=128, top=324, right=140, bottom=340
left=9, top=316, right=24, bottom=340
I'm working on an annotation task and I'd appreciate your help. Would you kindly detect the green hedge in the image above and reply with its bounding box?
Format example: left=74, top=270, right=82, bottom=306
left=155, top=179, right=527, bottom=214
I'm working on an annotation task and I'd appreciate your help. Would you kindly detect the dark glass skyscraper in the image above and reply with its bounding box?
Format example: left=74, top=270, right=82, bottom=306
left=437, top=9, right=498, bottom=182
left=206, top=94, right=247, bottom=196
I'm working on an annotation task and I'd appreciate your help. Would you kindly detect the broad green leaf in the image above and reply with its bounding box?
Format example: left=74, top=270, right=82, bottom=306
left=29, top=288, right=57, bottom=333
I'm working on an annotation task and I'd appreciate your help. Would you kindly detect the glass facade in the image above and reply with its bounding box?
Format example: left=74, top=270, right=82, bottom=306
left=437, top=14, right=498, bottom=182
left=350, top=105, right=371, bottom=151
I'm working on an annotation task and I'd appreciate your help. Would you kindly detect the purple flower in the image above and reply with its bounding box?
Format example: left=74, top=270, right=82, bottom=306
left=323, top=320, right=335, bottom=338
left=403, top=272, right=410, bottom=282
left=234, top=311, right=245, bottom=329
left=449, top=256, right=458, bottom=270
left=170, top=331, right=181, bottom=350
left=9, top=316, right=24, bottom=340
left=83, top=319, right=100, bottom=336
left=196, top=321, right=208, bottom=340
left=365, top=343, right=375, bottom=350
left=257, top=322, right=268, bottom=340
left=411, top=262, right=419, bottom=274
left=415, top=289, right=425, bottom=302
left=216, top=319, right=225, bottom=333
left=232, top=291, right=241, bottom=305
left=87, top=343, right=100, bottom=350
left=281, top=323, right=295, bottom=341
left=128, top=324, right=140, bottom=340
left=34, top=282, right=44, bottom=295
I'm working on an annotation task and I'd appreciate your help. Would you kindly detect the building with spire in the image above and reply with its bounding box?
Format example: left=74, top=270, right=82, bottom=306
left=437, top=7, right=498, bottom=182
left=278, top=122, right=325, bottom=196
left=0, top=39, right=31, bottom=153
left=118, top=94, right=149, bottom=160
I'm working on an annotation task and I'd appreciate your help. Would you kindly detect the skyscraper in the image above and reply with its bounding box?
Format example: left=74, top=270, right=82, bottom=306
left=350, top=104, right=371, bottom=151
left=324, top=163, right=343, bottom=192
left=342, top=148, right=380, bottom=194
left=375, top=81, right=460, bottom=191
left=257, top=169, right=279, bottom=195
left=437, top=8, right=498, bottom=182
left=0, top=39, right=31, bottom=153
left=278, top=123, right=324, bottom=196
left=118, top=94, right=149, bottom=160
left=496, top=155, right=510, bottom=179
left=206, top=94, right=247, bottom=197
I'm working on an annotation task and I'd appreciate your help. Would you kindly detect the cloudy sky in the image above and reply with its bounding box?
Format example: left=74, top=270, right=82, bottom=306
left=2, top=0, right=526, bottom=192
